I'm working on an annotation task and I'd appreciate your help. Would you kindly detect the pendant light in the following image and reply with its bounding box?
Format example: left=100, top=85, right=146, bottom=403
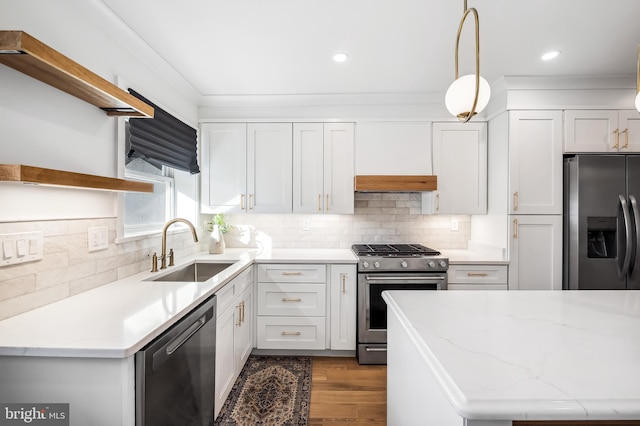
left=636, top=45, right=640, bottom=112
left=445, top=0, right=491, bottom=122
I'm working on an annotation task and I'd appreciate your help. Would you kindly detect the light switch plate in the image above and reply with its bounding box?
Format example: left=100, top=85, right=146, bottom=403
left=88, top=226, right=109, bottom=252
left=0, top=231, right=43, bottom=266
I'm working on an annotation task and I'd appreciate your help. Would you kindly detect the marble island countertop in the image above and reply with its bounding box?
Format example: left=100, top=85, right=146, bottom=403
left=0, top=248, right=356, bottom=359
left=383, top=290, right=640, bottom=422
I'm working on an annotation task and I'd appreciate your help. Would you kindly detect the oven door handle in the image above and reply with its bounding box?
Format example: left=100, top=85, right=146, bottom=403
left=364, top=276, right=445, bottom=281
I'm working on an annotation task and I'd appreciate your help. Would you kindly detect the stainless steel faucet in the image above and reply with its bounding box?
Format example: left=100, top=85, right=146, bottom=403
left=159, top=218, right=199, bottom=270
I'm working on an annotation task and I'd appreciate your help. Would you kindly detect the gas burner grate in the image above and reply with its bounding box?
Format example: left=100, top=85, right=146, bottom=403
left=352, top=243, right=441, bottom=257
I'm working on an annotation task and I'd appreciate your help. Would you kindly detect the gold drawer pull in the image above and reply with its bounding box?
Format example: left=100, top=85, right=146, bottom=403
left=282, top=297, right=302, bottom=302
left=467, top=272, right=488, bottom=277
left=281, top=331, right=301, bottom=336
left=282, top=272, right=303, bottom=276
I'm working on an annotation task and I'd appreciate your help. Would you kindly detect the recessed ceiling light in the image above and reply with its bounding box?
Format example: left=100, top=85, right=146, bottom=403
left=332, top=52, right=349, bottom=63
left=541, top=50, right=561, bottom=61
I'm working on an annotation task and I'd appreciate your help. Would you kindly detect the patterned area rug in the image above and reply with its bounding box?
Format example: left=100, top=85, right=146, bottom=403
left=215, top=355, right=312, bottom=426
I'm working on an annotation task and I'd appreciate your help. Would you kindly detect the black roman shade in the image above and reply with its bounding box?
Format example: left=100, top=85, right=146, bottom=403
left=127, top=89, right=200, bottom=174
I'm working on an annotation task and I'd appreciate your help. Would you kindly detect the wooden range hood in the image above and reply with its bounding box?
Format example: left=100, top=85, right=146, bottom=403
left=354, top=175, right=437, bottom=192
left=0, top=30, right=153, bottom=118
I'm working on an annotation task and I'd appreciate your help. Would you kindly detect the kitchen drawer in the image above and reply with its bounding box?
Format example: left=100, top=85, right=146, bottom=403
left=257, top=264, right=326, bottom=283
left=216, top=267, right=254, bottom=315
left=448, top=264, right=508, bottom=284
left=448, top=284, right=508, bottom=291
left=256, top=316, right=326, bottom=350
left=257, top=283, right=326, bottom=317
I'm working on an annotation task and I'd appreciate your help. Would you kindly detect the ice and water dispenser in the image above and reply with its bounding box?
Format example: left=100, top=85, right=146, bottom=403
left=586, top=217, right=616, bottom=258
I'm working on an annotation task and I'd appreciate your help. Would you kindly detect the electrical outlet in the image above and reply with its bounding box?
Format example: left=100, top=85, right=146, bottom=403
left=302, top=218, right=311, bottom=231
left=451, top=218, right=459, bottom=231
left=88, top=226, right=109, bottom=252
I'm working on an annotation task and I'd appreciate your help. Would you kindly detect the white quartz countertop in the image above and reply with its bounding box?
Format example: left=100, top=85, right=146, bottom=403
left=441, top=249, right=508, bottom=265
left=0, top=248, right=356, bottom=359
left=383, top=290, right=640, bottom=421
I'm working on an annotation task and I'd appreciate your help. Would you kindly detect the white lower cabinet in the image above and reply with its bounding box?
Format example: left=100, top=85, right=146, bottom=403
left=448, top=264, right=508, bottom=291
left=329, top=265, right=356, bottom=350
left=508, top=215, right=563, bottom=291
left=256, top=264, right=327, bottom=350
left=214, top=267, right=254, bottom=418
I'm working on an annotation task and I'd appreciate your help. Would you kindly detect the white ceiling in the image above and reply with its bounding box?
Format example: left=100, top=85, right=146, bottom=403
left=100, top=0, right=640, bottom=98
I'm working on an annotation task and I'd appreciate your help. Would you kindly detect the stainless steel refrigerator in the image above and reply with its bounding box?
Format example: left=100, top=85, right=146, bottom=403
left=564, top=155, right=640, bottom=290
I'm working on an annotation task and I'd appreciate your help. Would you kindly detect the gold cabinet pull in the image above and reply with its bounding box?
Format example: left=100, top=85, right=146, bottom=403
left=613, top=128, right=620, bottom=150
left=249, top=193, right=254, bottom=210
left=282, top=271, right=303, bottom=276
left=236, top=304, right=242, bottom=326
left=467, top=272, right=488, bottom=277
left=240, top=194, right=245, bottom=210
left=621, top=128, right=629, bottom=149
left=282, top=297, right=302, bottom=302
left=513, top=218, right=518, bottom=239
left=435, top=193, right=440, bottom=212
left=341, top=274, right=346, bottom=293
left=318, top=194, right=322, bottom=211
left=326, top=194, right=330, bottom=211
left=241, top=301, right=245, bottom=323
left=513, top=191, right=519, bottom=211
left=281, top=331, right=301, bottom=336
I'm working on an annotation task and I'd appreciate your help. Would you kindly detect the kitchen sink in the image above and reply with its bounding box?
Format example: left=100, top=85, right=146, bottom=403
left=148, top=262, right=235, bottom=282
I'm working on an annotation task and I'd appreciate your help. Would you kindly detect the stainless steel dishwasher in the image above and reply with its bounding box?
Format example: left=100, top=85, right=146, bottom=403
left=136, top=296, right=216, bottom=426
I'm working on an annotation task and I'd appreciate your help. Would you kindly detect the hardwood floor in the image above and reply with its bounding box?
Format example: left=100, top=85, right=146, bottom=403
left=309, top=356, right=387, bottom=425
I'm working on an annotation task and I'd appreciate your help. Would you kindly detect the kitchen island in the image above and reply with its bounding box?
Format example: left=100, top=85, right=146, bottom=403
left=383, top=290, right=640, bottom=425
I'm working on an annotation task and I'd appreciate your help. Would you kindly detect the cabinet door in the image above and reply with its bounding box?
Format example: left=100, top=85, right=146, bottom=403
left=201, top=123, right=247, bottom=213
left=509, top=111, right=563, bottom=214
left=214, top=302, right=237, bottom=417
left=293, top=123, right=324, bottom=213
left=247, top=123, right=292, bottom=213
left=324, top=123, right=354, bottom=214
left=564, top=110, right=618, bottom=153
left=508, top=215, right=562, bottom=290
left=431, top=122, right=487, bottom=214
left=234, top=286, right=254, bottom=369
left=618, top=110, right=640, bottom=152
left=329, top=265, right=356, bottom=350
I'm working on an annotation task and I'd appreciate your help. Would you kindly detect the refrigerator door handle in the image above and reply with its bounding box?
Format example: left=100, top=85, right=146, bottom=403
left=618, top=195, right=633, bottom=278
left=628, top=195, right=640, bottom=280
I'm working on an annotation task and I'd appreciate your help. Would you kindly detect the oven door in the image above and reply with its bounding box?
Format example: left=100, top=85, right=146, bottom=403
left=357, top=272, right=446, bottom=363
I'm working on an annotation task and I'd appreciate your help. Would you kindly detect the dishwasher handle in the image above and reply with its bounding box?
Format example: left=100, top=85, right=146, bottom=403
left=147, top=298, right=216, bottom=373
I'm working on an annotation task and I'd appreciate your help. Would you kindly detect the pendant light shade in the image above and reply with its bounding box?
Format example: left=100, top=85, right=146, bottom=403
left=446, top=1, right=490, bottom=122
left=445, top=74, right=491, bottom=119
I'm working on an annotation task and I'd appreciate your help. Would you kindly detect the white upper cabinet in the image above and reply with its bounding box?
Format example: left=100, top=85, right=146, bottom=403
left=293, top=123, right=354, bottom=214
left=429, top=122, right=487, bottom=214
left=564, top=110, right=640, bottom=153
left=201, top=123, right=247, bottom=213
left=508, top=111, right=563, bottom=215
left=355, top=122, right=432, bottom=175
left=247, top=123, right=293, bottom=213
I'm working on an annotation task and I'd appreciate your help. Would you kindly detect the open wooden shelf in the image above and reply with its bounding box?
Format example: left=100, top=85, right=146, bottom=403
left=354, top=175, right=437, bottom=192
left=0, top=164, right=153, bottom=193
left=0, top=31, right=154, bottom=118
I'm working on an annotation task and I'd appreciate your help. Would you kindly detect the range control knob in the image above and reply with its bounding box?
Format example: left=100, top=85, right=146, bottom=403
left=439, top=260, right=448, bottom=268
left=362, top=261, right=370, bottom=268
left=373, top=261, right=380, bottom=268
left=428, top=261, right=436, bottom=268
left=400, top=261, right=408, bottom=268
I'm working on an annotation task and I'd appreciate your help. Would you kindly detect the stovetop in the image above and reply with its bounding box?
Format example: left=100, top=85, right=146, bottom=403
left=352, top=243, right=441, bottom=257
left=352, top=243, right=448, bottom=272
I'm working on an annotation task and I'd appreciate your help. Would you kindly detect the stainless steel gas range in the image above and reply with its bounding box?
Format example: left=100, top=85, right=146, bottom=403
left=352, top=243, right=448, bottom=365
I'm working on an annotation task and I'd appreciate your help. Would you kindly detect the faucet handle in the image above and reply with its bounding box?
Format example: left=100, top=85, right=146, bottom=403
left=168, top=248, right=175, bottom=267
left=150, top=252, right=158, bottom=272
